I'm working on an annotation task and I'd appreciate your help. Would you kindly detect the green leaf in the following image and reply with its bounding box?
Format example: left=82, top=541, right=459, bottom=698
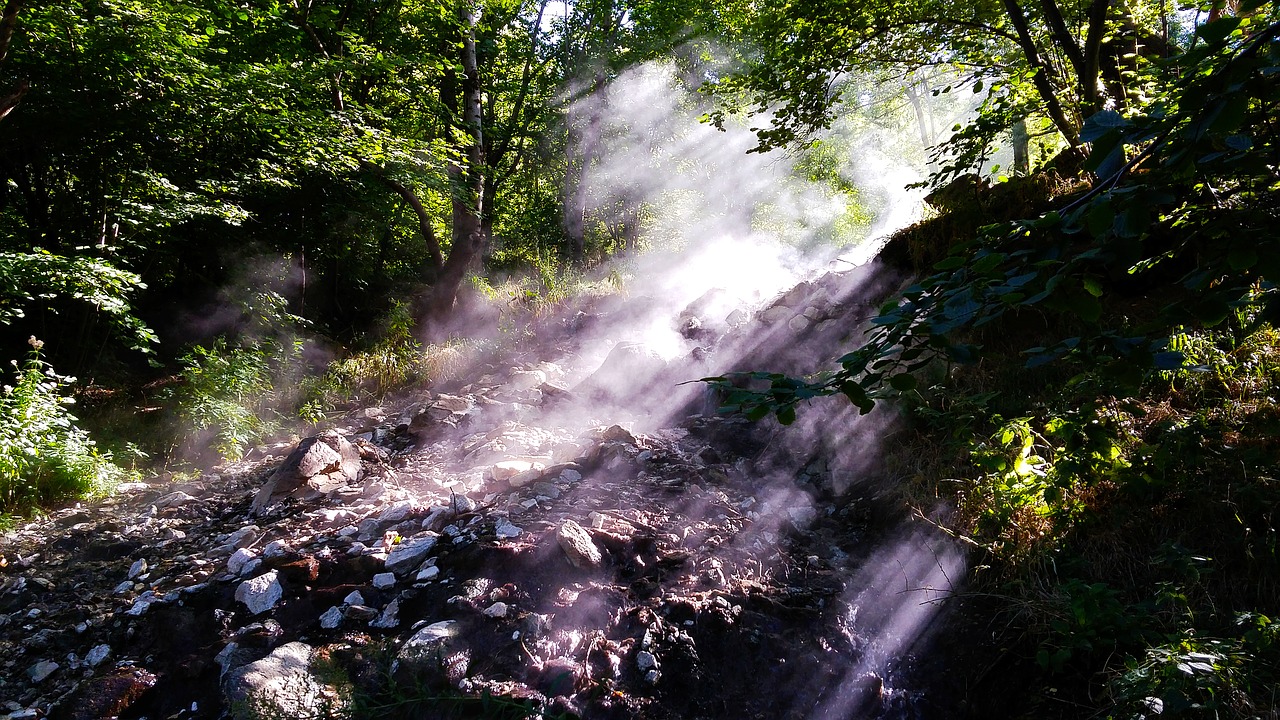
left=1189, top=296, right=1231, bottom=327
left=972, top=252, right=1007, bottom=273
left=1081, top=110, right=1129, bottom=142
left=889, top=374, right=918, bottom=391
left=933, top=256, right=967, bottom=271
left=1228, top=246, right=1259, bottom=271
left=1066, top=292, right=1103, bottom=323
left=1197, top=16, right=1242, bottom=44
left=776, top=405, right=797, bottom=425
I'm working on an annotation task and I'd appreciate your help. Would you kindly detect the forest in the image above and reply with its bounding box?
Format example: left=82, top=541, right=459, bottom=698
left=1, top=0, right=1279, bottom=717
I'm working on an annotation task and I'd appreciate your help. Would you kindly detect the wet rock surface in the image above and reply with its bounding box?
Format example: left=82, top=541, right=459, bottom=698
left=0, top=264, right=961, bottom=720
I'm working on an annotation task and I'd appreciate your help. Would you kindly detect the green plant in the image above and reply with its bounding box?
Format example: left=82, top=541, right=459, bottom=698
left=174, top=338, right=278, bottom=461
left=0, top=337, right=125, bottom=512
left=1110, top=614, right=1280, bottom=718
left=298, top=303, right=471, bottom=420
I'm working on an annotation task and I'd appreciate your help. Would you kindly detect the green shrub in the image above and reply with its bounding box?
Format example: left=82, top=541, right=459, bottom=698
left=297, top=302, right=469, bottom=422
left=0, top=337, right=125, bottom=512
left=174, top=338, right=279, bottom=461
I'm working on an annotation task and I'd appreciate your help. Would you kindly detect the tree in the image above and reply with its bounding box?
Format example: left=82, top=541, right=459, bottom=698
left=712, top=0, right=1180, bottom=175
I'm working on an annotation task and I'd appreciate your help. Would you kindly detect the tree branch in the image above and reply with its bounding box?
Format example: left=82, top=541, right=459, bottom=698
left=368, top=169, right=444, bottom=271
left=1001, top=0, right=1082, bottom=145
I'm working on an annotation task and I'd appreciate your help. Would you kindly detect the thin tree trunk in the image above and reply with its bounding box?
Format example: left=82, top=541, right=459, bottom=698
left=1012, top=117, right=1030, bottom=175
left=564, top=70, right=607, bottom=265
left=904, top=81, right=931, bottom=150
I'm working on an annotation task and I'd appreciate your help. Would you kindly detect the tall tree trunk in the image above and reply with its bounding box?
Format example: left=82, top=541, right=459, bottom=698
left=427, top=1, right=486, bottom=322
left=564, top=71, right=607, bottom=265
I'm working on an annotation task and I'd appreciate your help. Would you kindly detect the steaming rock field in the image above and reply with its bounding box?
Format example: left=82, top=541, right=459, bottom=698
left=0, top=263, right=968, bottom=720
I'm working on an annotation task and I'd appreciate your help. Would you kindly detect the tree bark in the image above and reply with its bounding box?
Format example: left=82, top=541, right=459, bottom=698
left=1001, top=0, right=1082, bottom=146
left=904, top=81, right=931, bottom=149
left=290, top=0, right=345, bottom=112
left=564, top=70, right=607, bottom=265
left=1012, top=117, right=1030, bottom=175
left=1080, top=0, right=1112, bottom=112
left=426, top=0, right=486, bottom=321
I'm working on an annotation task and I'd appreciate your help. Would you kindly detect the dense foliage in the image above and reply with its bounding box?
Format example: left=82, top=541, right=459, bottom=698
left=708, top=2, right=1280, bottom=716
left=0, top=338, right=125, bottom=513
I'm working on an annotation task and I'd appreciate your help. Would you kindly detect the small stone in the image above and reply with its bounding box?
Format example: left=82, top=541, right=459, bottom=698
left=127, top=558, right=147, bottom=579
left=319, top=606, right=344, bottom=629
left=235, top=570, right=283, bottom=615
left=377, top=500, right=415, bottom=525
left=486, top=459, right=541, bottom=483
left=372, top=572, right=397, bottom=589
left=483, top=602, right=508, bottom=618
left=509, top=369, right=547, bottom=390
left=370, top=598, right=400, bottom=629
left=449, top=495, right=478, bottom=513
left=224, top=642, right=337, bottom=719
left=27, top=660, right=58, bottom=683
left=559, top=468, right=582, bottom=483
left=399, top=620, right=459, bottom=658
left=126, top=592, right=160, bottom=616
left=508, top=468, right=543, bottom=488
left=85, top=640, right=112, bottom=666
left=636, top=650, right=657, bottom=671
left=113, top=581, right=133, bottom=595
left=760, top=305, right=793, bottom=324
left=262, top=540, right=292, bottom=559
left=556, top=520, right=602, bottom=569
left=225, top=525, right=260, bottom=549
left=154, top=491, right=198, bottom=508
left=494, top=518, right=523, bottom=539
left=415, top=566, right=440, bottom=582
left=787, top=314, right=811, bottom=332
left=531, top=482, right=560, bottom=499
left=343, top=590, right=365, bottom=606
left=227, top=548, right=258, bottom=576
left=644, top=669, right=660, bottom=684
left=344, top=605, right=378, bottom=621
left=787, top=506, right=818, bottom=527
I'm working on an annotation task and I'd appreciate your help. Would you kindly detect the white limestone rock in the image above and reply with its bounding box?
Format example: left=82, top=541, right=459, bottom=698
left=235, top=570, right=283, bottom=615
left=385, top=532, right=439, bottom=575
left=556, top=520, right=602, bottom=569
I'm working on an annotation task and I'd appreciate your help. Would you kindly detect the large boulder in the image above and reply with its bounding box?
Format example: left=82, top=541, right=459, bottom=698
left=223, top=642, right=348, bottom=720
left=396, top=620, right=470, bottom=687
left=251, top=431, right=362, bottom=515
left=576, top=343, right=668, bottom=404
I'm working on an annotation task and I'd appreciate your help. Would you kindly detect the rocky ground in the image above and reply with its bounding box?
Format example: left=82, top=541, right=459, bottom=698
left=0, top=260, right=968, bottom=720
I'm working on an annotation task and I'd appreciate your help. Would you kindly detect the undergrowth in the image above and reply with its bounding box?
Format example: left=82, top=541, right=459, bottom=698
left=0, top=337, right=128, bottom=516
left=890, top=316, right=1280, bottom=718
